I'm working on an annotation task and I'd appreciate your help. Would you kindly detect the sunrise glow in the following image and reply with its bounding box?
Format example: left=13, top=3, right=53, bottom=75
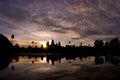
left=41, top=41, right=47, bottom=48
left=39, top=57, right=47, bottom=63
left=0, top=0, right=119, bottom=47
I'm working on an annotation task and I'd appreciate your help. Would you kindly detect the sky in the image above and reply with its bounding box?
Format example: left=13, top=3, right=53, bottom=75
left=0, top=0, right=120, bottom=47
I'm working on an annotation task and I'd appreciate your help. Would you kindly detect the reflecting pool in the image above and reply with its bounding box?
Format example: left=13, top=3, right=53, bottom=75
left=0, top=53, right=120, bottom=80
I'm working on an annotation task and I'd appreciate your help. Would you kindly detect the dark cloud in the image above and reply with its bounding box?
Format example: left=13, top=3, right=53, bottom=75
left=65, top=0, right=120, bottom=40
left=105, top=25, right=120, bottom=36
left=0, top=0, right=120, bottom=45
left=0, top=2, right=31, bottom=22
left=71, top=37, right=81, bottom=40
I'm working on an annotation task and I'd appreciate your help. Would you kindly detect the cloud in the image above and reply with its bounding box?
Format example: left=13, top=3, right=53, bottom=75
left=0, top=0, right=120, bottom=46
left=65, top=0, right=120, bottom=38
left=0, top=1, right=31, bottom=22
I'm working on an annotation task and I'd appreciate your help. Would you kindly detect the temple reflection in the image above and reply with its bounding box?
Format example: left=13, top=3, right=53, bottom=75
left=12, top=54, right=120, bottom=66
left=0, top=53, right=120, bottom=71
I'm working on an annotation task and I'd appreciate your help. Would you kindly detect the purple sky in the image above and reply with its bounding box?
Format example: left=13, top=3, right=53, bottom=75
left=0, top=0, right=120, bottom=47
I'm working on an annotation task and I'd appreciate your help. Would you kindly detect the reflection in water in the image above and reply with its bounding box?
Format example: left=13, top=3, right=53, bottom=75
left=39, top=57, right=47, bottom=63
left=0, top=52, right=14, bottom=71
left=11, top=66, right=15, bottom=71
left=0, top=56, right=12, bottom=70
left=0, top=53, right=120, bottom=71
left=0, top=53, right=120, bottom=80
left=0, top=34, right=14, bottom=70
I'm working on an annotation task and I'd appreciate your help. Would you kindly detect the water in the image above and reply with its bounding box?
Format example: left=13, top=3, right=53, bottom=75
left=0, top=53, right=120, bottom=80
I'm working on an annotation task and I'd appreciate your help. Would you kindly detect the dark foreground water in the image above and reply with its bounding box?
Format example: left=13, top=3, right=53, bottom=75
left=0, top=53, right=120, bottom=80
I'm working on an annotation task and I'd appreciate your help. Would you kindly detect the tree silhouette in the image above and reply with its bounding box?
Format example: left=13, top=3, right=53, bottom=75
left=69, top=41, right=71, bottom=45
left=11, top=34, right=14, bottom=40
left=41, top=44, right=43, bottom=48
left=11, top=34, right=14, bottom=45
left=32, top=41, right=34, bottom=47
left=0, top=34, right=13, bottom=70
left=0, top=34, right=12, bottom=53
left=80, top=42, right=82, bottom=47
left=110, top=38, right=120, bottom=47
left=58, top=41, right=61, bottom=47
left=105, top=41, right=110, bottom=47
left=94, top=40, right=104, bottom=48
left=32, top=41, right=34, bottom=44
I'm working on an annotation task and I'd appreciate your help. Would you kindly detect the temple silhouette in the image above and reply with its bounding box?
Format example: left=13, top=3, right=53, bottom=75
left=0, top=33, right=120, bottom=70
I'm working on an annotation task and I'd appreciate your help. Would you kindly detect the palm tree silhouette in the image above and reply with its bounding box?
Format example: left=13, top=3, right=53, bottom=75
left=11, top=34, right=14, bottom=45
left=11, top=34, right=14, bottom=40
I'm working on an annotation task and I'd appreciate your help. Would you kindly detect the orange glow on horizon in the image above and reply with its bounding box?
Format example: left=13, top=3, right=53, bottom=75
left=39, top=57, right=47, bottom=63
left=41, top=41, right=47, bottom=48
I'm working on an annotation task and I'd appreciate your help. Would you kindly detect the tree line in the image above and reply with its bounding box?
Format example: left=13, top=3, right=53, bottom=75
left=12, top=37, right=120, bottom=56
